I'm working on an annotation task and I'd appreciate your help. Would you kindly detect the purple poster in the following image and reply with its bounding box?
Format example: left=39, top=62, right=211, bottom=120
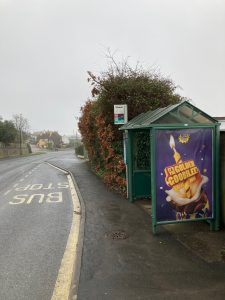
left=155, top=128, right=213, bottom=222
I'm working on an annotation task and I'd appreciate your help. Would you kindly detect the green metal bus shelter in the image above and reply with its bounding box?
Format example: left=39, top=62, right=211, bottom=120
left=120, top=100, right=220, bottom=233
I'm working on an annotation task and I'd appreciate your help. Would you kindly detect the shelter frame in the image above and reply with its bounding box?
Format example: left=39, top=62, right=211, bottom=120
left=150, top=124, right=220, bottom=234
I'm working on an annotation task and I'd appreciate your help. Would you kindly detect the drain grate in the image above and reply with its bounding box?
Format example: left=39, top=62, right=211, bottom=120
left=110, top=230, right=128, bottom=240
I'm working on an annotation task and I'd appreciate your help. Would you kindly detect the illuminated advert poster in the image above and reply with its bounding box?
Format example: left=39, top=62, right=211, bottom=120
left=155, top=128, right=213, bottom=222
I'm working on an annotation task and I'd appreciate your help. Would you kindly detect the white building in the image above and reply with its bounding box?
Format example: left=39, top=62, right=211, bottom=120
left=214, top=117, right=225, bottom=131
left=62, top=135, right=70, bottom=144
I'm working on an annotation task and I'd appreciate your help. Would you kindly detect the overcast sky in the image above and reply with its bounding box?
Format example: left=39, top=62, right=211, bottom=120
left=0, top=0, right=225, bottom=135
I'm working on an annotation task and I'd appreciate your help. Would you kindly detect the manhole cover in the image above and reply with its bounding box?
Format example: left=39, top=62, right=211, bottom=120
left=110, top=230, right=128, bottom=240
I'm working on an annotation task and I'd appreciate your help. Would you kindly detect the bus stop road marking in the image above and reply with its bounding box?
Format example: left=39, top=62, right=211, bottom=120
left=4, top=190, right=12, bottom=196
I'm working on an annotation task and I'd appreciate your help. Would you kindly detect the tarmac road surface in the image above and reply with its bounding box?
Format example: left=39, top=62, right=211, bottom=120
left=0, top=151, right=80, bottom=300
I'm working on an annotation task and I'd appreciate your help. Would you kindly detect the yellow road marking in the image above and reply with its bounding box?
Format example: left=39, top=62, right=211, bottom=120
left=51, top=174, right=81, bottom=300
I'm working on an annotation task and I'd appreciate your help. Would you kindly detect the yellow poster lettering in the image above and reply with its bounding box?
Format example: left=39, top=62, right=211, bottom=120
left=167, top=176, right=174, bottom=186
left=164, top=159, right=200, bottom=188
left=190, top=167, right=198, bottom=175
left=173, top=174, right=179, bottom=184
left=184, top=161, right=191, bottom=169
left=178, top=173, right=183, bottom=181
left=174, top=165, right=180, bottom=173
left=189, top=160, right=195, bottom=168
left=179, top=164, right=184, bottom=171
left=46, top=192, right=63, bottom=203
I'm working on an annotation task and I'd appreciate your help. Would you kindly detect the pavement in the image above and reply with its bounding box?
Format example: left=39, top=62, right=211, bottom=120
left=136, top=199, right=225, bottom=264
left=52, top=157, right=225, bottom=300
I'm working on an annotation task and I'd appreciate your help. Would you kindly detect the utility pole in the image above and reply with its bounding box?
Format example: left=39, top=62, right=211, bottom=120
left=19, top=128, right=22, bottom=155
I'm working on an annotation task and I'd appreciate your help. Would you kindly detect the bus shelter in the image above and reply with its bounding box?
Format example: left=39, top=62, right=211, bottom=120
left=120, top=100, right=220, bottom=233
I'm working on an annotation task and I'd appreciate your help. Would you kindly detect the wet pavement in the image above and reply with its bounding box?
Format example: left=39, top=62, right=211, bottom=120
left=137, top=199, right=225, bottom=263
left=51, top=154, right=225, bottom=300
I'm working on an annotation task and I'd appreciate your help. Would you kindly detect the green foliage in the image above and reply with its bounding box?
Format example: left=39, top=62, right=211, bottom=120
left=47, top=141, right=54, bottom=150
left=133, top=131, right=150, bottom=170
left=87, top=61, right=182, bottom=122
left=0, top=120, right=17, bottom=144
left=75, top=144, right=84, bottom=156
left=79, top=58, right=183, bottom=194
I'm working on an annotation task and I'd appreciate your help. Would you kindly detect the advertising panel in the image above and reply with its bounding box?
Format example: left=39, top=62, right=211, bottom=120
left=155, top=128, right=213, bottom=222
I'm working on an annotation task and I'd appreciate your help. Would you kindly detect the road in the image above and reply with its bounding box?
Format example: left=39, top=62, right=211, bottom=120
left=0, top=150, right=79, bottom=300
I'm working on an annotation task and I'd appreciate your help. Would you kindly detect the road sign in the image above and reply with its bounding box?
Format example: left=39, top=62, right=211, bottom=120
left=114, top=105, right=128, bottom=124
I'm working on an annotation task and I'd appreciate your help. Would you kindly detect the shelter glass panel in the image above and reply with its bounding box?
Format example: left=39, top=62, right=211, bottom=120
left=155, top=103, right=214, bottom=124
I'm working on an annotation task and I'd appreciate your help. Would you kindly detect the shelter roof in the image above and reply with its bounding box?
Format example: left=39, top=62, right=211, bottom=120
left=120, top=100, right=218, bottom=130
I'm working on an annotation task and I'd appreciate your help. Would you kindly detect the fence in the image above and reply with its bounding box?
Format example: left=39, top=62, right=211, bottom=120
left=0, top=143, right=29, bottom=158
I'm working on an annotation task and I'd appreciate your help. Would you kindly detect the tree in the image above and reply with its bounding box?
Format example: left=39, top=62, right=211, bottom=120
left=12, top=114, right=30, bottom=154
left=36, top=131, right=62, bottom=148
left=79, top=57, right=184, bottom=194
left=0, top=120, right=17, bottom=144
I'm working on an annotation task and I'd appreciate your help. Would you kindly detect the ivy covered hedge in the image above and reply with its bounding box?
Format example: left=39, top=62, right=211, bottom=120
left=78, top=59, right=183, bottom=194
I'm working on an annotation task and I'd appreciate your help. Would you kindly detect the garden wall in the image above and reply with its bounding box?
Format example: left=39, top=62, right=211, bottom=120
left=0, top=143, right=29, bottom=158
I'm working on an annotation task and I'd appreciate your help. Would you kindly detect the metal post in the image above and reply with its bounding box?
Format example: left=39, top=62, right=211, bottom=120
left=127, top=131, right=133, bottom=202
left=214, top=125, right=220, bottom=230
left=20, top=128, right=22, bottom=155
left=150, top=128, right=157, bottom=234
